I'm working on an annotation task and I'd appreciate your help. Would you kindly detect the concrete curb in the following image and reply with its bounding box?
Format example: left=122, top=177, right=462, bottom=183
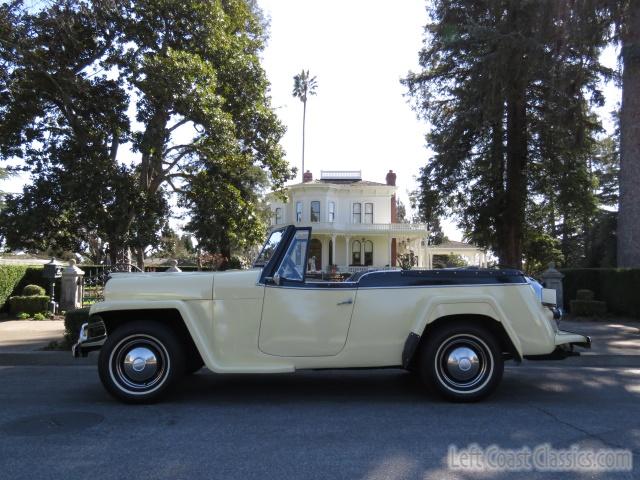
left=0, top=351, right=97, bottom=366
left=522, top=354, right=640, bottom=368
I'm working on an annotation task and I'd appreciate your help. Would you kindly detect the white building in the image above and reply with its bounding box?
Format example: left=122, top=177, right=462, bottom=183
left=266, top=170, right=424, bottom=273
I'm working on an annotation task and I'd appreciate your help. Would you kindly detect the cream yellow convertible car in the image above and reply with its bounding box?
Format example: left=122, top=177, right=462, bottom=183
left=73, top=225, right=590, bottom=403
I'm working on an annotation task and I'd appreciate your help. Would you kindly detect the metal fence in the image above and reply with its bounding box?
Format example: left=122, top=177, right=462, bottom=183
left=82, top=263, right=142, bottom=306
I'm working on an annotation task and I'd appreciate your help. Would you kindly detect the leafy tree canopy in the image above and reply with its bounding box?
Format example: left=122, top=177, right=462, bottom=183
left=0, top=0, right=293, bottom=265
left=404, top=0, right=613, bottom=269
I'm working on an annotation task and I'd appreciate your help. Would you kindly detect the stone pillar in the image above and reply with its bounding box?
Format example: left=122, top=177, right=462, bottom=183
left=541, top=261, right=564, bottom=310
left=60, top=260, right=85, bottom=311
left=166, top=259, right=182, bottom=272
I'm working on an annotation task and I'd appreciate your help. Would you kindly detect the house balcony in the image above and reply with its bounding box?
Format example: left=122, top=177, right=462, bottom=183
left=273, top=222, right=430, bottom=236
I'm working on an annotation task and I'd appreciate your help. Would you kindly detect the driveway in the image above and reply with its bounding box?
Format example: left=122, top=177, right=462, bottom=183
left=0, top=364, right=637, bottom=479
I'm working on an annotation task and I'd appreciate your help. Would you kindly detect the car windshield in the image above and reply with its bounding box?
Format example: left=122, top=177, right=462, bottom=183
left=253, top=229, right=284, bottom=267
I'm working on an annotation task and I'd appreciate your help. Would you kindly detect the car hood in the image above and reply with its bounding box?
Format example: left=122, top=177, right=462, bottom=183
left=104, top=269, right=263, bottom=301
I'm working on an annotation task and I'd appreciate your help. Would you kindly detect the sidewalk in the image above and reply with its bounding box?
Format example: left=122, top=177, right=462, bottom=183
left=538, top=317, right=640, bottom=367
left=0, top=320, right=95, bottom=365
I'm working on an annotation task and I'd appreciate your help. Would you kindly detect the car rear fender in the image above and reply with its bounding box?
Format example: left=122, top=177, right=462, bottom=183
left=410, top=295, right=524, bottom=359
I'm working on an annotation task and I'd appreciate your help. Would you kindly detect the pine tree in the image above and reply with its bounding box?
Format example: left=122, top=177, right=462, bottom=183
left=404, top=0, right=611, bottom=268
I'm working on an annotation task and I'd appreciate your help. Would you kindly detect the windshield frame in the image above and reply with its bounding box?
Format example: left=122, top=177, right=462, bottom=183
left=253, top=227, right=286, bottom=268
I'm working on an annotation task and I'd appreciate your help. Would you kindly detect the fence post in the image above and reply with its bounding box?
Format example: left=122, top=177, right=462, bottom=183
left=166, top=259, right=182, bottom=272
left=541, top=261, right=564, bottom=310
left=61, top=259, right=85, bottom=311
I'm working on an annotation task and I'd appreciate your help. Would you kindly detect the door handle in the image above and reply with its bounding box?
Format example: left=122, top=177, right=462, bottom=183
left=337, top=298, right=353, bottom=306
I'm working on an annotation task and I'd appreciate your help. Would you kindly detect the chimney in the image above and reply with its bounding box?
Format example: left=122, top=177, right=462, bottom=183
left=303, top=170, right=313, bottom=183
left=385, top=170, right=396, bottom=186
left=387, top=170, right=398, bottom=223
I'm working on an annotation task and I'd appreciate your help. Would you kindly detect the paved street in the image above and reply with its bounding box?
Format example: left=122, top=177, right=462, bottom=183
left=0, top=364, right=638, bottom=479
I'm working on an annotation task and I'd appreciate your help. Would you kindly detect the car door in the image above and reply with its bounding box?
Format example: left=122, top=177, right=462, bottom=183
left=259, top=228, right=356, bottom=357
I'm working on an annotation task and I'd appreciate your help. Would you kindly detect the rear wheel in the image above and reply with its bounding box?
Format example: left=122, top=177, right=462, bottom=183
left=419, top=322, right=503, bottom=402
left=98, top=321, right=185, bottom=403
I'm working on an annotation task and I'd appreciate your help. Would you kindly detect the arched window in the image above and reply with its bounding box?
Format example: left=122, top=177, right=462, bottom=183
left=310, top=201, right=320, bottom=222
left=352, top=240, right=361, bottom=265
left=364, top=240, right=373, bottom=266
left=308, top=238, right=322, bottom=271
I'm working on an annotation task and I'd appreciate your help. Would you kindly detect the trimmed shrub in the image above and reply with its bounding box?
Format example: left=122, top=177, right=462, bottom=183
left=561, top=268, right=640, bottom=318
left=32, top=313, right=46, bottom=321
left=570, top=299, right=607, bottom=317
left=576, top=289, right=595, bottom=301
left=9, top=295, right=49, bottom=315
left=64, top=307, right=91, bottom=345
left=23, top=284, right=46, bottom=296
left=0, top=265, right=59, bottom=312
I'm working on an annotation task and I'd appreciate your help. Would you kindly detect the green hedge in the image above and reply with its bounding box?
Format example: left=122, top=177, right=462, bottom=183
left=0, top=265, right=28, bottom=310
left=9, top=295, right=50, bottom=315
left=0, top=266, right=60, bottom=312
left=561, top=268, right=640, bottom=318
left=64, top=307, right=91, bottom=345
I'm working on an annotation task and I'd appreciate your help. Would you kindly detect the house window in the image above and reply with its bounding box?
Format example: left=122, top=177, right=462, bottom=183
left=364, top=203, right=373, bottom=224
left=364, top=240, right=373, bottom=266
left=274, top=207, right=282, bottom=225
left=352, top=240, right=361, bottom=265
left=352, top=203, right=361, bottom=224
left=310, top=201, right=320, bottom=222
left=328, top=201, right=335, bottom=222
left=296, top=201, right=303, bottom=222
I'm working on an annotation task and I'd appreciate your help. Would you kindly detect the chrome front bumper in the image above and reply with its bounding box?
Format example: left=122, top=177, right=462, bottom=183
left=71, top=321, right=107, bottom=358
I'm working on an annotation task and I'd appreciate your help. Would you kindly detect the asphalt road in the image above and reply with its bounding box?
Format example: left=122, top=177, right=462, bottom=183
left=0, top=364, right=638, bottom=480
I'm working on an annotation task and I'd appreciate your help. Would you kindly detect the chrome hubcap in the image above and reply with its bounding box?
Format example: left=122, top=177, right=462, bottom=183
left=435, top=334, right=492, bottom=392
left=446, top=346, right=480, bottom=382
left=123, top=347, right=158, bottom=382
left=110, top=335, right=170, bottom=393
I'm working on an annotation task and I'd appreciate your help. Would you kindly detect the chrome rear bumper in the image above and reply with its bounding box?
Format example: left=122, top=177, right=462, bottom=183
left=524, top=330, right=591, bottom=361
left=71, top=321, right=107, bottom=358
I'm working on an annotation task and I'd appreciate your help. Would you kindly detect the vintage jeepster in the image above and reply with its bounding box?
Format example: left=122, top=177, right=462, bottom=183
left=73, top=225, right=590, bottom=403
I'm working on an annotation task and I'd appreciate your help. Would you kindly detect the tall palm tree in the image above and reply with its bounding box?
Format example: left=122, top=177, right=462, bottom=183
left=292, top=70, right=317, bottom=179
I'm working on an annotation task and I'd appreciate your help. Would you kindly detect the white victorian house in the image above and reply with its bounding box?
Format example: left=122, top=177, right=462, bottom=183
left=267, top=170, right=434, bottom=273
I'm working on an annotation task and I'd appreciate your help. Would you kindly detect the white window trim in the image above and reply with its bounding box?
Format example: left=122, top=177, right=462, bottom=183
left=352, top=202, right=362, bottom=224
left=296, top=201, right=303, bottom=223
left=310, top=200, right=321, bottom=223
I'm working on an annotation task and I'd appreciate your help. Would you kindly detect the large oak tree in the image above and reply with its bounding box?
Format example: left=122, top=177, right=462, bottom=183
left=0, top=0, right=292, bottom=266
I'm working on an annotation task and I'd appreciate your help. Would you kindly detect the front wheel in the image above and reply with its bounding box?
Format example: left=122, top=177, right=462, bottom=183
left=98, top=321, right=185, bottom=403
left=419, top=322, right=503, bottom=402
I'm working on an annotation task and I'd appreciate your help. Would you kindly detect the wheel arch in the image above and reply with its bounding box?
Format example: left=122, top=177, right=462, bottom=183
left=404, top=313, right=522, bottom=370
left=92, top=308, right=203, bottom=367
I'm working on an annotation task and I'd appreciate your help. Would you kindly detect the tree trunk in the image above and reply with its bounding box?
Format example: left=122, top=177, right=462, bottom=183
left=503, top=87, right=527, bottom=269
left=618, top=2, right=640, bottom=267
left=301, top=100, right=307, bottom=177
left=135, top=248, right=145, bottom=271
left=490, top=120, right=506, bottom=262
